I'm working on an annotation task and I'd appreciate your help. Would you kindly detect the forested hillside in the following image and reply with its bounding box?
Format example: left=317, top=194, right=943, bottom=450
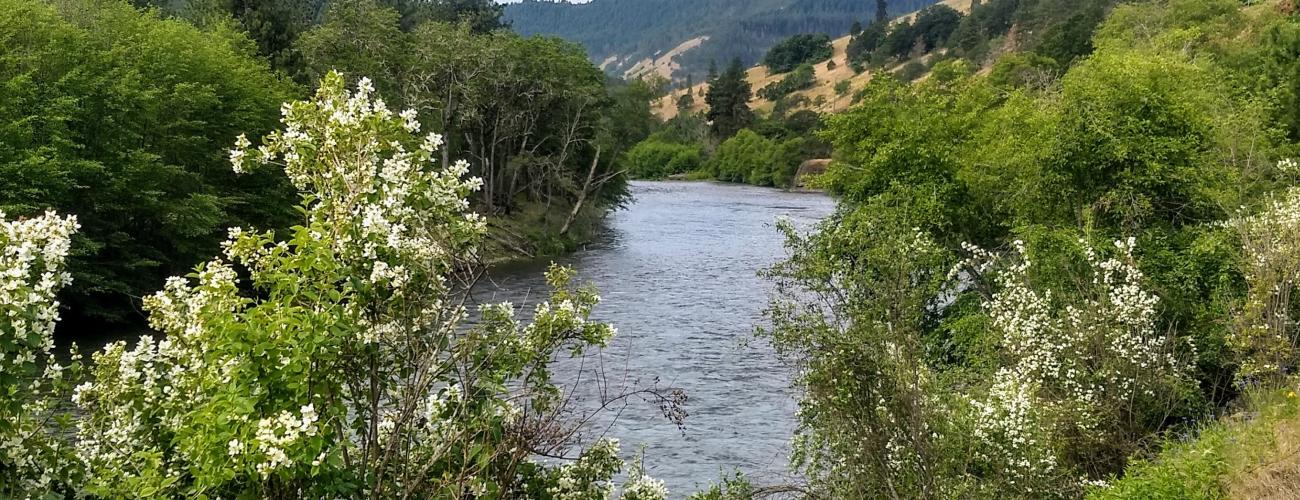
left=504, top=0, right=940, bottom=81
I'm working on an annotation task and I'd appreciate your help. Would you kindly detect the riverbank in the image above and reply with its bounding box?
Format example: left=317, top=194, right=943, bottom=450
left=481, top=199, right=614, bottom=266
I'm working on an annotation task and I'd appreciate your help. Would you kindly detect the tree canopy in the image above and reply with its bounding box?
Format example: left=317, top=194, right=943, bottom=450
left=763, top=33, right=833, bottom=73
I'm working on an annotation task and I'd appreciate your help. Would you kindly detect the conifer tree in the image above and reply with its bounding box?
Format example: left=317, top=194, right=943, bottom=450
left=705, top=58, right=753, bottom=139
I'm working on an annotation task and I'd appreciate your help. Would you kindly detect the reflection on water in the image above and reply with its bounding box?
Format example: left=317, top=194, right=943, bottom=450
left=473, top=181, right=834, bottom=495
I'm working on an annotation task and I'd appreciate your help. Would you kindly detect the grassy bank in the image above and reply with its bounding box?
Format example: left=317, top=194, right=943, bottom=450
left=1093, top=382, right=1300, bottom=499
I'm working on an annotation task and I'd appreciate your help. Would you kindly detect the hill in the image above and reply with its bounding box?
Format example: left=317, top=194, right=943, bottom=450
left=504, top=0, right=942, bottom=81
left=655, top=0, right=975, bottom=120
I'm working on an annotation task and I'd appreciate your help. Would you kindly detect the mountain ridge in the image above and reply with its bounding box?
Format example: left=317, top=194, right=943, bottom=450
left=504, top=0, right=942, bottom=81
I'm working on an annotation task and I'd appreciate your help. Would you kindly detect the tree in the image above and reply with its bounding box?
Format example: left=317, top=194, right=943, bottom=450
left=297, top=0, right=407, bottom=100
left=705, top=58, right=754, bottom=140
left=876, top=0, right=888, bottom=23
left=763, top=33, right=833, bottom=73
left=0, top=0, right=299, bottom=323
left=847, top=20, right=888, bottom=63
left=381, top=0, right=507, bottom=32
left=913, top=4, right=963, bottom=52
left=229, top=0, right=326, bottom=73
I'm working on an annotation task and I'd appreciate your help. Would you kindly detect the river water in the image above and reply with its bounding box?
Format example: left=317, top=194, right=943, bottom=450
left=473, top=181, right=835, bottom=495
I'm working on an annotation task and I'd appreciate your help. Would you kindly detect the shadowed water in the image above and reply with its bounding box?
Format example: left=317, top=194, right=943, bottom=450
left=472, top=181, right=835, bottom=495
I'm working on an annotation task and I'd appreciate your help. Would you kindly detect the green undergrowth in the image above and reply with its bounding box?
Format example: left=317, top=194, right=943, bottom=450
left=1092, top=381, right=1300, bottom=499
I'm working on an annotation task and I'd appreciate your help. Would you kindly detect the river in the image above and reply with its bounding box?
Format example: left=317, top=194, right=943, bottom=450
left=474, top=181, right=835, bottom=495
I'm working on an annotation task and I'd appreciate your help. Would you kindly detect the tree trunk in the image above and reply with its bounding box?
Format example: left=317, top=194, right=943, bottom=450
left=560, top=147, right=600, bottom=236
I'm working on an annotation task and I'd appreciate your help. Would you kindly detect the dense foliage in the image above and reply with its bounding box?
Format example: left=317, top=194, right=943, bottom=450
left=0, top=0, right=299, bottom=322
left=708, top=130, right=804, bottom=188
left=506, top=0, right=940, bottom=81
left=623, top=141, right=703, bottom=179
left=762, top=33, right=833, bottom=74
left=767, top=0, right=1300, bottom=497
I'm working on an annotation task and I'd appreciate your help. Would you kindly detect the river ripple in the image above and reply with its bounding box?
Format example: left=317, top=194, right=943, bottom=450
left=472, top=181, right=835, bottom=496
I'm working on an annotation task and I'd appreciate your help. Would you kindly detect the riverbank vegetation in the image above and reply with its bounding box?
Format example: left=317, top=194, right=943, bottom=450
left=757, top=0, right=1300, bottom=497
left=1, top=73, right=681, bottom=498
left=0, top=0, right=656, bottom=326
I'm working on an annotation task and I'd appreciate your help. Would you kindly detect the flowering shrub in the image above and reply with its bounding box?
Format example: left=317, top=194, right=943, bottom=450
left=0, top=73, right=670, bottom=499
left=0, top=210, right=83, bottom=496
left=1230, top=182, right=1300, bottom=380
left=767, top=192, right=1198, bottom=497
left=959, top=238, right=1194, bottom=495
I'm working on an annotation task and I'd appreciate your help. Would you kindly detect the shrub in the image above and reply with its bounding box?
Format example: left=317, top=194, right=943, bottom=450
left=896, top=61, right=928, bottom=81
left=988, top=52, right=1058, bottom=89
left=758, top=63, right=816, bottom=101
left=624, top=140, right=703, bottom=179
left=763, top=33, right=833, bottom=73
left=708, top=129, right=803, bottom=187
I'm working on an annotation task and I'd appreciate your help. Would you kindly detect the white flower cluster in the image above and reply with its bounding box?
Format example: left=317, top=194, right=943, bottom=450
left=253, top=404, right=319, bottom=477
left=960, top=237, right=1189, bottom=490
left=1279, top=158, right=1298, bottom=174
left=547, top=438, right=621, bottom=499
left=71, top=333, right=201, bottom=494
left=970, top=375, right=1057, bottom=490
left=0, top=210, right=80, bottom=493
left=0, top=210, right=78, bottom=368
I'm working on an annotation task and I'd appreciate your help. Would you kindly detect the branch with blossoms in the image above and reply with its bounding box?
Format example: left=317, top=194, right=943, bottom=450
left=0, top=210, right=84, bottom=496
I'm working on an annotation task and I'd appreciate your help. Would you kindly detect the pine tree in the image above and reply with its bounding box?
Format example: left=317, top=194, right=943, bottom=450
left=677, top=73, right=696, bottom=110
left=705, top=57, right=753, bottom=139
left=876, top=0, right=888, bottom=23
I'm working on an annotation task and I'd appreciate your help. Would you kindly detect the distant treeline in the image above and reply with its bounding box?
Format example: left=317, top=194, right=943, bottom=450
left=505, top=0, right=940, bottom=81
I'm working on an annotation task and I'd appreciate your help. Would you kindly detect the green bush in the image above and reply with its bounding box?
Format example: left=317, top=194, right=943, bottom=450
left=623, top=140, right=702, bottom=179
left=758, top=63, right=816, bottom=101
left=708, top=129, right=802, bottom=187
left=896, top=61, right=928, bottom=81
left=763, top=33, right=833, bottom=73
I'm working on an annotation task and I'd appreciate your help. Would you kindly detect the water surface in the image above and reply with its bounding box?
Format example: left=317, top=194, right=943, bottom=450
left=474, top=181, right=835, bottom=495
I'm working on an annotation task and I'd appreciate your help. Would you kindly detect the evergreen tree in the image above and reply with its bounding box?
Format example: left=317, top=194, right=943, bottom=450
left=705, top=58, right=753, bottom=139
left=677, top=74, right=696, bottom=110
left=230, top=0, right=325, bottom=74
left=382, top=0, right=507, bottom=32
left=876, top=0, right=888, bottom=23
left=851, top=20, right=863, bottom=36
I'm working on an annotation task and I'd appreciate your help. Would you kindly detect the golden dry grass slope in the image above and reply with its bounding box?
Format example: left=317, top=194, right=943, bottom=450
left=652, top=0, right=974, bottom=120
